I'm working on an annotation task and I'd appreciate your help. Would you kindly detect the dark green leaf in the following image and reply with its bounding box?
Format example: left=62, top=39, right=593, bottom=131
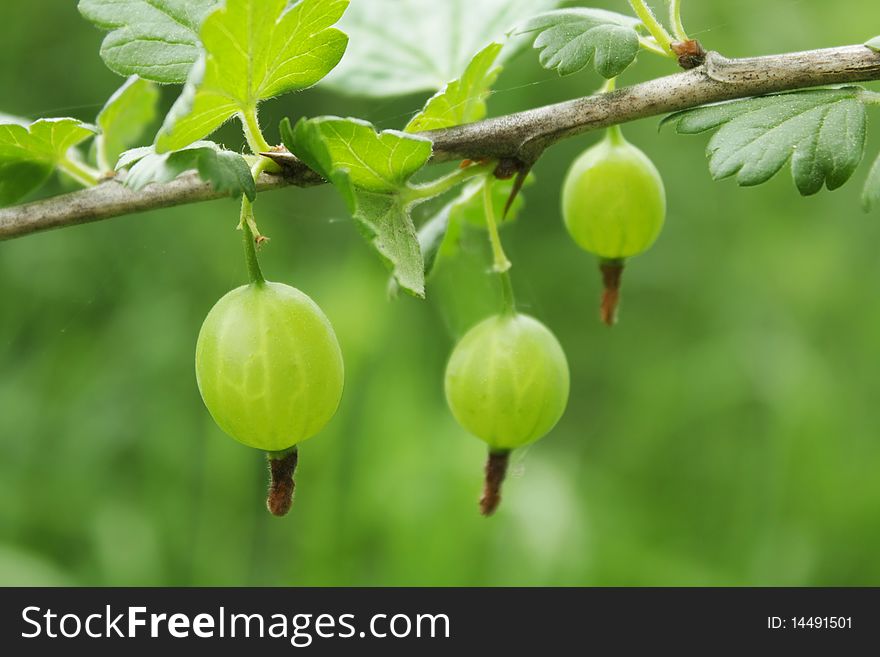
left=78, top=0, right=221, bottom=83
left=518, top=8, right=642, bottom=78
left=664, top=88, right=868, bottom=195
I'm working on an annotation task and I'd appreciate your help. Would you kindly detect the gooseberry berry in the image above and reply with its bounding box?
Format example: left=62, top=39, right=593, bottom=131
left=195, top=281, right=344, bottom=515
left=561, top=126, right=666, bottom=325
left=444, top=312, right=569, bottom=515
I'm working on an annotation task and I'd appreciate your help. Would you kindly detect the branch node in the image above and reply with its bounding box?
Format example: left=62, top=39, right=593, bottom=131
left=671, top=40, right=708, bottom=69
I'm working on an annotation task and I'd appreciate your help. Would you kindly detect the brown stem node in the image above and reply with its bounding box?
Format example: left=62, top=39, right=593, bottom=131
left=267, top=448, right=298, bottom=517
left=480, top=450, right=510, bottom=516
left=671, top=40, right=708, bottom=70
left=599, top=260, right=625, bottom=327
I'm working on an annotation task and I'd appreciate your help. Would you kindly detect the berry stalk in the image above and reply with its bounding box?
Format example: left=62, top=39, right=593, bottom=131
left=482, top=177, right=517, bottom=315
left=267, top=448, right=299, bottom=517
left=599, top=259, right=625, bottom=327
left=480, top=449, right=511, bottom=516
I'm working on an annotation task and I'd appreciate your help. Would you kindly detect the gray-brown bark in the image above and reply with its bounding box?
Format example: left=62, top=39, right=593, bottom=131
left=2, top=44, right=879, bottom=242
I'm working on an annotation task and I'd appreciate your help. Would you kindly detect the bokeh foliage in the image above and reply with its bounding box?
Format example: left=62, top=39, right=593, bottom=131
left=1, top=0, right=880, bottom=586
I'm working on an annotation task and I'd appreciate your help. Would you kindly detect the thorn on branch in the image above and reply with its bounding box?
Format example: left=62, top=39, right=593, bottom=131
left=501, top=161, right=534, bottom=220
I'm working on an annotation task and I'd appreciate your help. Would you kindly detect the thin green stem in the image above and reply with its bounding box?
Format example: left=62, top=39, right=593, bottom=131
left=236, top=133, right=277, bottom=286
left=404, top=162, right=495, bottom=204
left=57, top=157, right=100, bottom=187
left=668, top=0, right=689, bottom=41
left=629, top=0, right=674, bottom=53
left=241, top=107, right=273, bottom=155
left=638, top=36, right=671, bottom=58
left=482, top=177, right=511, bottom=274
left=498, top=269, right=516, bottom=315
left=599, top=77, right=617, bottom=94
left=606, top=124, right=626, bottom=146
left=482, top=178, right=515, bottom=315
left=241, top=198, right=265, bottom=285
left=251, top=155, right=274, bottom=179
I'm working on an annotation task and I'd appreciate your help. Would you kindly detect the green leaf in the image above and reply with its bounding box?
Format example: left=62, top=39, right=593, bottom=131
left=518, top=8, right=642, bottom=78
left=326, top=0, right=562, bottom=97
left=96, top=76, right=160, bottom=172
left=0, top=118, right=97, bottom=206
left=118, top=142, right=256, bottom=201
left=78, top=0, right=221, bottom=84
left=405, top=42, right=503, bottom=133
left=863, top=152, right=880, bottom=212
left=156, top=0, right=349, bottom=152
left=663, top=88, right=868, bottom=196
left=290, top=116, right=433, bottom=297
left=867, top=36, right=880, bottom=51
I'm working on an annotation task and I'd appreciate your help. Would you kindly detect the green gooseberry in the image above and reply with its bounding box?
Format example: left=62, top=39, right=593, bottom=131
left=444, top=312, right=570, bottom=515
left=562, top=127, right=666, bottom=259
left=195, top=281, right=344, bottom=515
left=560, top=126, right=667, bottom=325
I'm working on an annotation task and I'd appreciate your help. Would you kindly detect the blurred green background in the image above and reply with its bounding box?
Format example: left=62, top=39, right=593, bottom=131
left=2, top=0, right=880, bottom=586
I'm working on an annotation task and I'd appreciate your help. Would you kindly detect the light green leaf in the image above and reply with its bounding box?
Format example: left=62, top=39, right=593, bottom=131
left=96, top=76, right=160, bottom=172
left=867, top=36, right=880, bottom=51
left=406, top=42, right=503, bottom=133
left=78, top=0, right=221, bottom=83
left=156, top=0, right=349, bottom=153
left=289, top=116, right=433, bottom=296
left=0, top=118, right=97, bottom=206
left=518, top=8, right=642, bottom=78
left=119, top=142, right=256, bottom=201
left=863, top=152, right=880, bottom=212
left=326, top=0, right=562, bottom=97
left=664, top=88, right=867, bottom=196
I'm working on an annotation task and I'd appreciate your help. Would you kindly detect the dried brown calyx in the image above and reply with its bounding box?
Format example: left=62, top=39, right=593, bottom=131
left=671, top=40, right=707, bottom=70
left=267, top=448, right=298, bottom=517
left=480, top=450, right=511, bottom=516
